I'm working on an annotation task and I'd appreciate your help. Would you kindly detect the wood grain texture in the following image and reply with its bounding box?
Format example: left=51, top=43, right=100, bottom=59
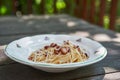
left=12, top=0, right=17, bottom=15
left=98, top=0, right=106, bottom=26
left=76, top=72, right=120, bottom=80
left=40, top=0, right=45, bottom=14
left=0, top=54, right=119, bottom=80
left=89, top=0, right=95, bottom=24
left=27, top=0, right=32, bottom=14
left=0, top=46, right=15, bottom=66
left=53, top=0, right=57, bottom=13
left=0, top=0, right=1, bottom=15
left=64, top=0, right=70, bottom=14
left=81, top=0, right=88, bottom=20
left=0, top=15, right=120, bottom=80
left=109, top=0, right=118, bottom=30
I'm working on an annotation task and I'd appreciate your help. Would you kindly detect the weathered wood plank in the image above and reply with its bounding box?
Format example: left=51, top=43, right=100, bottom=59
left=27, top=0, right=32, bottom=14
left=76, top=72, right=120, bottom=80
left=109, top=0, right=118, bottom=30
left=0, top=15, right=93, bottom=36
left=0, top=26, right=118, bottom=45
left=89, top=0, right=95, bottom=23
left=0, top=46, right=15, bottom=65
left=40, top=0, right=45, bottom=14
left=81, top=0, right=88, bottom=20
left=0, top=57, right=120, bottom=80
left=0, top=15, right=120, bottom=80
left=98, top=0, right=106, bottom=26
left=53, top=0, right=57, bottom=13
left=12, top=0, right=17, bottom=15
left=64, top=0, right=70, bottom=14
left=74, top=0, right=81, bottom=18
left=0, top=0, right=1, bottom=15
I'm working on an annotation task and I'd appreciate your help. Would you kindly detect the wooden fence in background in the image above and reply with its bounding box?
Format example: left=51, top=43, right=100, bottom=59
left=0, top=0, right=118, bottom=31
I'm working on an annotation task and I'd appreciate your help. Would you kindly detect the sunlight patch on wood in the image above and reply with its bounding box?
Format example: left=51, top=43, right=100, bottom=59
left=27, top=21, right=34, bottom=25
left=44, top=15, right=50, bottom=19
left=115, top=33, right=120, bottom=38
left=103, top=67, right=119, bottom=73
left=104, top=72, right=120, bottom=80
left=67, top=21, right=76, bottom=27
left=69, top=31, right=90, bottom=37
left=59, top=18, right=67, bottom=22
left=22, top=15, right=34, bottom=20
left=22, top=15, right=50, bottom=20
left=93, top=34, right=111, bottom=41
left=0, top=45, right=7, bottom=62
left=112, top=38, right=120, bottom=42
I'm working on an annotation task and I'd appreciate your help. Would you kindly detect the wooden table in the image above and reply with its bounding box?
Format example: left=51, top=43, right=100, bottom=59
left=0, top=15, right=120, bottom=80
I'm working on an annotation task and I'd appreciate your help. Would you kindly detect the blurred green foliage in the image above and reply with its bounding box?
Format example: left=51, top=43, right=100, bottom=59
left=0, top=0, right=68, bottom=15
left=0, top=6, right=7, bottom=14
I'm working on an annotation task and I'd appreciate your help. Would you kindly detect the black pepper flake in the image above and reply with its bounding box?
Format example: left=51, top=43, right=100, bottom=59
left=84, top=53, right=88, bottom=57
left=76, top=38, right=82, bottom=42
left=44, top=36, right=49, bottom=40
left=36, top=51, right=39, bottom=54
left=94, top=51, right=99, bottom=54
left=16, top=44, right=21, bottom=48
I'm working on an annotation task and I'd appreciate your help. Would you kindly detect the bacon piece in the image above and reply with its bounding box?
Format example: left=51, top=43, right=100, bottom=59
left=50, top=43, right=57, bottom=47
left=60, top=47, right=68, bottom=55
left=44, top=46, right=49, bottom=49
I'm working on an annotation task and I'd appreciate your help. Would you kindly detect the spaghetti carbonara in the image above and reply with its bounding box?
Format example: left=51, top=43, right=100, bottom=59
left=28, top=40, right=88, bottom=64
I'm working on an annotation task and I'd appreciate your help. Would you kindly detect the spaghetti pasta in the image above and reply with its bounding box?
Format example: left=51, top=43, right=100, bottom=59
left=28, top=40, right=89, bottom=64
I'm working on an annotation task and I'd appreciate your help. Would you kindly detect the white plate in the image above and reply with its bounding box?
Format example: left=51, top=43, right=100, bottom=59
left=4, top=34, right=107, bottom=72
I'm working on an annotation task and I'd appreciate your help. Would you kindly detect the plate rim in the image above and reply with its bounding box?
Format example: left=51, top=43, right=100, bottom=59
left=4, top=34, right=107, bottom=68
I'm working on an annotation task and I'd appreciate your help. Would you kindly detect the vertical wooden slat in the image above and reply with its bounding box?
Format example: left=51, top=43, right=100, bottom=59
left=78, top=0, right=82, bottom=18
left=0, top=0, right=2, bottom=7
left=81, top=0, right=88, bottom=20
left=109, top=0, right=118, bottom=30
left=27, top=0, right=32, bottom=14
left=64, top=0, right=70, bottom=14
left=74, top=0, right=81, bottom=18
left=89, top=0, right=95, bottom=23
left=12, top=0, right=17, bottom=15
left=40, top=0, right=45, bottom=14
left=75, top=0, right=80, bottom=5
left=98, top=0, right=106, bottom=26
left=53, top=0, right=57, bottom=13
left=0, top=0, right=1, bottom=15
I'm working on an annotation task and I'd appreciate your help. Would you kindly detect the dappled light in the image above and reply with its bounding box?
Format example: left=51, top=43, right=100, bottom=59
left=103, top=67, right=119, bottom=73
left=0, top=14, right=120, bottom=80
left=104, top=72, right=120, bottom=80
left=93, top=34, right=111, bottom=41
left=67, top=21, right=76, bottom=27
left=22, top=15, right=50, bottom=20
left=59, top=18, right=67, bottom=22
left=22, top=15, right=35, bottom=20
left=103, top=67, right=120, bottom=80
left=0, top=0, right=120, bottom=79
left=44, top=15, right=50, bottom=19
left=116, top=33, right=120, bottom=37
left=112, top=38, right=120, bottom=43
left=69, top=31, right=90, bottom=37
left=27, top=21, right=34, bottom=25
left=92, top=33, right=120, bottom=42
